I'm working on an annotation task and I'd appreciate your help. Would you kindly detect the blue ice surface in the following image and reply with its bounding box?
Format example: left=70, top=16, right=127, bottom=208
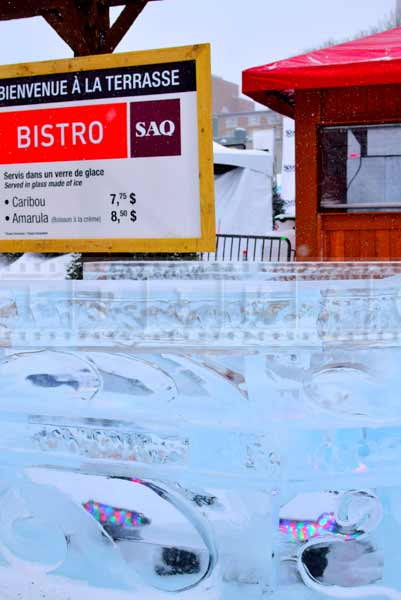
left=0, top=266, right=400, bottom=598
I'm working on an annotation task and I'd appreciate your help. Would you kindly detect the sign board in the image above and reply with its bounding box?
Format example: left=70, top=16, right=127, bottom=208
left=0, top=45, right=215, bottom=253
left=281, top=116, right=295, bottom=212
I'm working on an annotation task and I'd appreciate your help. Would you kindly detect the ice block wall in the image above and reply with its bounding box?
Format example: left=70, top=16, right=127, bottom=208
left=0, top=262, right=400, bottom=599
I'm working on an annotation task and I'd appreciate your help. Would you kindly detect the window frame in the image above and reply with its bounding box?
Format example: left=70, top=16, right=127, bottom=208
left=319, top=121, right=401, bottom=212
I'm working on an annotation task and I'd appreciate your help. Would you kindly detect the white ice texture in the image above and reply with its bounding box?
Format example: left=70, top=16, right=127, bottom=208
left=0, top=262, right=399, bottom=599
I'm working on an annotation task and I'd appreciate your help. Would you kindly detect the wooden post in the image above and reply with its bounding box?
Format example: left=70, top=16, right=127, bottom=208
left=43, top=1, right=153, bottom=56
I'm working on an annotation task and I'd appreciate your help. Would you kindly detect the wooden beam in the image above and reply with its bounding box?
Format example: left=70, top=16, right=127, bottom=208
left=44, top=0, right=109, bottom=56
left=43, top=2, right=91, bottom=56
left=245, top=90, right=294, bottom=118
left=0, top=0, right=69, bottom=20
left=105, top=0, right=159, bottom=5
left=0, top=0, right=159, bottom=19
left=104, top=1, right=148, bottom=52
left=2, top=0, right=160, bottom=56
left=84, top=0, right=110, bottom=54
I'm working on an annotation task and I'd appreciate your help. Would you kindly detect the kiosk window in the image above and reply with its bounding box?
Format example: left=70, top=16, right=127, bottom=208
left=320, top=123, right=401, bottom=210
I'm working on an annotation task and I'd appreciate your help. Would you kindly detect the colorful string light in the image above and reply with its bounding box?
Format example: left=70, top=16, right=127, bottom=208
left=83, top=500, right=149, bottom=528
left=279, top=512, right=336, bottom=541
left=279, top=512, right=361, bottom=542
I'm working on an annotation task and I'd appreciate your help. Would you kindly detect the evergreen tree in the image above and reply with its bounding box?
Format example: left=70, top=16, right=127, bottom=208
left=66, top=253, right=83, bottom=279
left=272, top=188, right=286, bottom=218
left=0, top=253, right=23, bottom=264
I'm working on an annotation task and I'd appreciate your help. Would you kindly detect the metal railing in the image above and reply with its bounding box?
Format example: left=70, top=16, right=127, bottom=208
left=201, top=234, right=294, bottom=262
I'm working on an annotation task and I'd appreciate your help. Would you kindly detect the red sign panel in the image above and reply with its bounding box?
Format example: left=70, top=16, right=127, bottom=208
left=130, top=99, right=181, bottom=158
left=0, top=103, right=128, bottom=164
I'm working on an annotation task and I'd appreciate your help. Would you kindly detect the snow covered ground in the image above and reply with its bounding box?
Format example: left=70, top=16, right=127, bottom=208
left=0, top=253, right=75, bottom=279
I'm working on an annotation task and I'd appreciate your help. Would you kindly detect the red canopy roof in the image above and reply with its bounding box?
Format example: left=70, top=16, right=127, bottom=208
left=242, top=27, right=401, bottom=118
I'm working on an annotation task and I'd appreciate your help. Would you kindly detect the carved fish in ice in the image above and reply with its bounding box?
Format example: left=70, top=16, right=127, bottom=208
left=26, top=373, right=81, bottom=391
left=0, top=350, right=101, bottom=404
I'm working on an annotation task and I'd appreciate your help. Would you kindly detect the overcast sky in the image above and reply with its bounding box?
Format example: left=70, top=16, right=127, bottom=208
left=0, top=0, right=396, bottom=85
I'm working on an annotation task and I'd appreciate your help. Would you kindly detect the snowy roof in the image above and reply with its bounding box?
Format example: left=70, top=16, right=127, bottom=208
left=213, top=141, right=273, bottom=175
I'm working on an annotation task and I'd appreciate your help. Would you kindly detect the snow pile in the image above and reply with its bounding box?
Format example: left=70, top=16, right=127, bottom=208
left=0, top=253, right=76, bottom=279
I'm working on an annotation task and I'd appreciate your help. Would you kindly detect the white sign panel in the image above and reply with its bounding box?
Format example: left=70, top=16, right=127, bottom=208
left=0, top=46, right=215, bottom=253
left=281, top=116, right=295, bottom=210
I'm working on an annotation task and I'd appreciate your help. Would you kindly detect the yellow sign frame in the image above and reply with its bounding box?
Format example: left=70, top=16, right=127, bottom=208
left=0, top=44, right=215, bottom=253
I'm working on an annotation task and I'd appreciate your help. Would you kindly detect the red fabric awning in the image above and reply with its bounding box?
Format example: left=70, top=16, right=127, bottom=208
left=242, top=27, right=401, bottom=117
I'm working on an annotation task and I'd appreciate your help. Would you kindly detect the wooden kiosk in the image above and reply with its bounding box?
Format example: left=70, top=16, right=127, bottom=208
left=243, top=28, right=401, bottom=261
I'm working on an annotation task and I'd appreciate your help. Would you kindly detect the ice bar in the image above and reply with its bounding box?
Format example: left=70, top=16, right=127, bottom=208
left=0, top=262, right=400, bottom=599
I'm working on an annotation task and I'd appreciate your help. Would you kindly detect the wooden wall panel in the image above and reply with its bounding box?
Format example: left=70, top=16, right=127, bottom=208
left=322, top=214, right=401, bottom=231
left=329, top=231, right=345, bottom=260
left=390, top=232, right=401, bottom=260
left=321, top=84, right=401, bottom=124
left=360, top=230, right=376, bottom=260
left=343, top=230, right=361, bottom=261
left=322, top=87, right=369, bottom=122
left=320, top=218, right=401, bottom=260
left=375, top=230, right=391, bottom=260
